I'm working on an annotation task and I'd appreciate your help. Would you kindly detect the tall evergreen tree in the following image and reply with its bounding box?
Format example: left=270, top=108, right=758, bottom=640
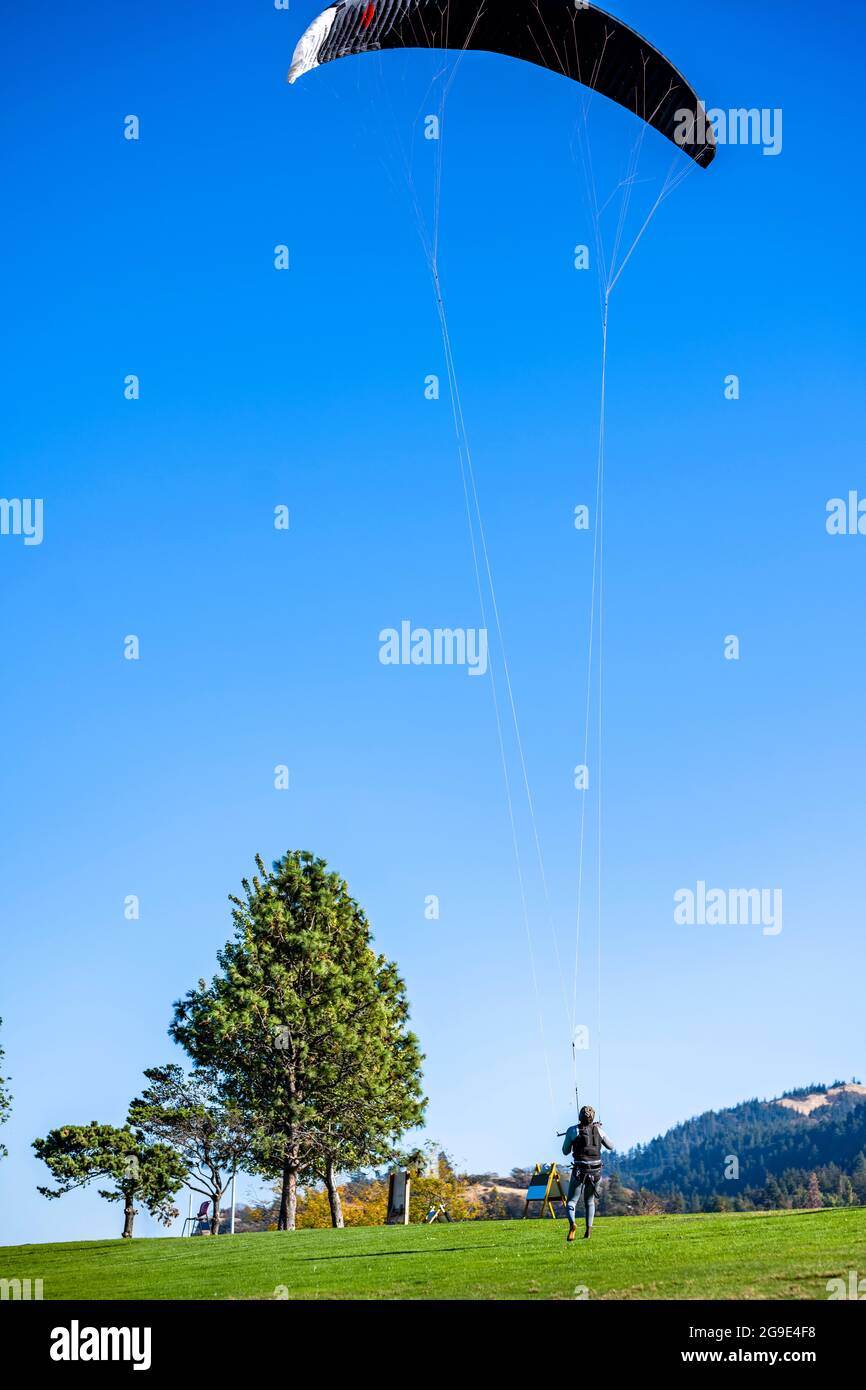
left=170, top=851, right=425, bottom=1231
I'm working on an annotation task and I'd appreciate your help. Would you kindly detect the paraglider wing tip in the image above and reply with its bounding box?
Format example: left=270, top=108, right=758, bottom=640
left=286, top=6, right=340, bottom=85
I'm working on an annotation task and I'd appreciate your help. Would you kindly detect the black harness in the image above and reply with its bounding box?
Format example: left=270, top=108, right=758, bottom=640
left=571, top=1122, right=603, bottom=1194
left=571, top=1121, right=602, bottom=1164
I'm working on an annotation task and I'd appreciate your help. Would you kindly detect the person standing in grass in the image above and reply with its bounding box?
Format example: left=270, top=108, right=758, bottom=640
left=562, top=1105, right=614, bottom=1242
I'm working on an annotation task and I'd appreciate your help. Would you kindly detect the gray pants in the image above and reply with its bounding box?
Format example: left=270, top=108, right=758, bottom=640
left=566, top=1165, right=600, bottom=1229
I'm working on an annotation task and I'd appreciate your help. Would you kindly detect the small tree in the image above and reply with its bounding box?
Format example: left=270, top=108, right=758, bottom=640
left=806, top=1171, right=822, bottom=1208
left=128, top=1066, right=251, bottom=1235
left=0, top=1017, right=11, bottom=1161
left=33, top=1123, right=186, bottom=1238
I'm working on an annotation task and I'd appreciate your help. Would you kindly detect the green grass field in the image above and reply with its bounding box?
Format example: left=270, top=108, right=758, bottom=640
left=2, top=1208, right=864, bottom=1300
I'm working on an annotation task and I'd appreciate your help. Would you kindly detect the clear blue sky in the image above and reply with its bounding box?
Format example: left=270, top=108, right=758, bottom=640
left=2, top=0, right=864, bottom=1243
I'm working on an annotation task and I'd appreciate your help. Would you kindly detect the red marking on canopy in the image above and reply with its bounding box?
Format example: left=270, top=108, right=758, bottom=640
left=361, top=3, right=375, bottom=28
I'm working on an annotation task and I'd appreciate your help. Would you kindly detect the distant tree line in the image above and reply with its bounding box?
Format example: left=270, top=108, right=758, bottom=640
left=588, top=1156, right=866, bottom=1218
left=606, top=1078, right=866, bottom=1200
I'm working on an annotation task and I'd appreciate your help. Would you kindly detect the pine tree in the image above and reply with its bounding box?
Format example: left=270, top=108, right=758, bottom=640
left=170, top=851, right=425, bottom=1231
left=806, top=1171, right=821, bottom=1208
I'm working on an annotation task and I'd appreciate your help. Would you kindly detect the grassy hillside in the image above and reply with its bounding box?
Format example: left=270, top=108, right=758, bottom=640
left=3, top=1207, right=864, bottom=1301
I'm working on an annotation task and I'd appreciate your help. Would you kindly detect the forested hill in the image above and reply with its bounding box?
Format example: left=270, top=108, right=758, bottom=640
left=609, top=1081, right=866, bottom=1210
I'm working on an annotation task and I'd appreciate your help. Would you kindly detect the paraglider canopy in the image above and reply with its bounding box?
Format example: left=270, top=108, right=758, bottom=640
left=287, top=0, right=715, bottom=167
